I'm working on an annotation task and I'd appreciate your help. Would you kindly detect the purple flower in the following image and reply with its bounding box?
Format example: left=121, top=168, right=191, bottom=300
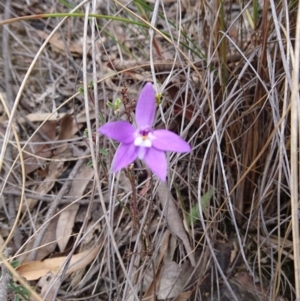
left=98, top=82, right=191, bottom=181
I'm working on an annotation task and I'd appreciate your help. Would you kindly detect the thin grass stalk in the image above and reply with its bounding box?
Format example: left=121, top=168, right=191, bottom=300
left=290, top=0, right=300, bottom=298
left=273, top=1, right=291, bottom=295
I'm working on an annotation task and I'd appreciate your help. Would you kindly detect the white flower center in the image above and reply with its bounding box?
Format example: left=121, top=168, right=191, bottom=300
left=134, top=129, right=156, bottom=150
left=134, top=135, right=152, bottom=147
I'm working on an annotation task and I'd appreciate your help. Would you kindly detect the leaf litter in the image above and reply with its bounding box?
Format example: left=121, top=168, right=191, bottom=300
left=0, top=0, right=297, bottom=300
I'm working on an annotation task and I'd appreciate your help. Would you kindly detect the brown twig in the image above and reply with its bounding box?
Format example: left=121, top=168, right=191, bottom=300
left=126, top=166, right=139, bottom=231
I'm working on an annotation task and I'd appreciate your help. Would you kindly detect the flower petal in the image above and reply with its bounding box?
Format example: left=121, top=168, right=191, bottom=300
left=135, top=83, right=156, bottom=129
left=144, top=148, right=167, bottom=181
left=152, top=130, right=191, bottom=152
left=112, top=143, right=138, bottom=172
left=98, top=121, right=135, bottom=143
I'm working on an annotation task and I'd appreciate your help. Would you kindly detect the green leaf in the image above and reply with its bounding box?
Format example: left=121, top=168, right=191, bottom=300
left=83, top=128, right=89, bottom=137
left=99, top=148, right=108, bottom=156
left=106, top=101, right=114, bottom=110
left=78, top=86, right=84, bottom=94
left=11, top=260, right=20, bottom=268
left=187, top=188, right=214, bottom=225
left=114, top=98, right=122, bottom=110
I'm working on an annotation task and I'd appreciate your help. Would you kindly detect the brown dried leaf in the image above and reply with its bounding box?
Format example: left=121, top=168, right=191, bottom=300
left=69, top=222, right=101, bottom=289
left=142, top=267, right=162, bottom=301
left=54, top=114, right=82, bottom=156
left=143, top=230, right=171, bottom=300
left=157, top=183, right=195, bottom=266
left=157, top=261, right=192, bottom=300
left=37, top=273, right=60, bottom=301
left=17, top=244, right=101, bottom=281
left=23, top=121, right=57, bottom=174
left=36, top=30, right=83, bottom=56
left=20, top=215, right=59, bottom=263
left=81, top=220, right=101, bottom=246
left=56, top=165, right=94, bottom=252
left=17, top=112, right=66, bottom=124
left=56, top=204, right=79, bottom=252
left=36, top=215, right=59, bottom=261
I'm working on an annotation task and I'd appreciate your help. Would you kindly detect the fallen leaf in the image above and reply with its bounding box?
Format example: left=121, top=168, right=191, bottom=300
left=36, top=215, right=59, bottom=261
left=37, top=273, right=60, bottom=301
left=158, top=183, right=195, bottom=266
left=56, top=204, right=79, bottom=253
left=23, top=121, right=57, bottom=174
left=142, top=230, right=188, bottom=301
left=54, top=114, right=83, bottom=156
left=16, top=112, right=66, bottom=124
left=17, top=244, right=101, bottom=281
left=20, top=215, right=59, bottom=263
left=81, top=220, right=101, bottom=246
left=36, top=30, right=83, bottom=56
left=56, top=164, right=94, bottom=252
left=143, top=230, right=171, bottom=301
left=69, top=221, right=101, bottom=289
left=157, top=260, right=192, bottom=300
left=142, top=267, right=162, bottom=301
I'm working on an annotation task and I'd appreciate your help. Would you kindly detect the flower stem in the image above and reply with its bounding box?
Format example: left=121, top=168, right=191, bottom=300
left=126, top=166, right=139, bottom=231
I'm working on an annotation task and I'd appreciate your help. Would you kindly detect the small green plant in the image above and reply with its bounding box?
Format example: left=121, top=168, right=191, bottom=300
left=99, top=148, right=108, bottom=156
left=107, top=97, right=122, bottom=114
left=187, top=188, right=214, bottom=225
left=2, top=261, right=31, bottom=301
left=83, top=128, right=89, bottom=137
left=8, top=281, right=31, bottom=301
left=77, top=81, right=94, bottom=95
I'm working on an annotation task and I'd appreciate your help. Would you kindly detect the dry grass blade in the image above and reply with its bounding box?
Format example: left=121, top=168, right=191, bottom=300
left=290, top=0, right=300, bottom=298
